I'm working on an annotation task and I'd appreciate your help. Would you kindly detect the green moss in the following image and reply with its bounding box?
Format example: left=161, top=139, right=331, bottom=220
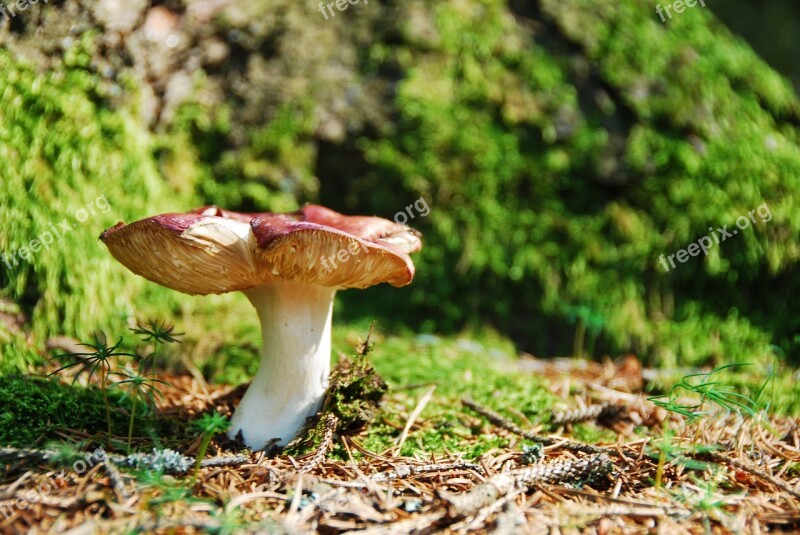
left=571, top=423, right=618, bottom=445
left=285, top=352, right=388, bottom=456
left=328, top=327, right=561, bottom=459
left=199, top=320, right=262, bottom=386
left=328, top=357, right=388, bottom=431
left=0, top=39, right=197, bottom=352
left=402, top=428, right=511, bottom=458
left=0, top=376, right=136, bottom=447
left=203, top=103, right=318, bottom=212
left=323, top=0, right=800, bottom=366
left=0, top=333, right=42, bottom=376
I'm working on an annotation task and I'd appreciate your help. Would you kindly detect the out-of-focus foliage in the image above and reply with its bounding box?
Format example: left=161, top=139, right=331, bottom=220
left=711, top=0, right=800, bottom=93
left=0, top=40, right=189, bottom=342
left=1, top=0, right=799, bottom=368
left=331, top=0, right=800, bottom=366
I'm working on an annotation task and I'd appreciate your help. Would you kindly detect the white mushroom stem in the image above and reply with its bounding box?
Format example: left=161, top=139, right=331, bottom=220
left=228, top=282, right=337, bottom=449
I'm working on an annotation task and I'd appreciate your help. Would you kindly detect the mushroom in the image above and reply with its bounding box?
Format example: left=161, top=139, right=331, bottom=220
left=100, top=204, right=422, bottom=449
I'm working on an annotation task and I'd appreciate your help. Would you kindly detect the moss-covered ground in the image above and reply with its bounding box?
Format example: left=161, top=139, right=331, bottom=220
left=2, top=323, right=800, bottom=532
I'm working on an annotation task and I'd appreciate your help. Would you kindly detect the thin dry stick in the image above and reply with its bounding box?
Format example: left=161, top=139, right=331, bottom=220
left=0, top=447, right=247, bottom=473
left=323, top=460, right=484, bottom=487
left=299, top=413, right=338, bottom=473
left=440, top=453, right=614, bottom=517
left=549, top=487, right=689, bottom=516
left=287, top=475, right=305, bottom=517
left=353, top=512, right=446, bottom=535
left=371, top=461, right=483, bottom=483
left=396, top=384, right=437, bottom=454
left=0, top=448, right=60, bottom=464
left=461, top=397, right=608, bottom=455
left=199, top=455, right=250, bottom=469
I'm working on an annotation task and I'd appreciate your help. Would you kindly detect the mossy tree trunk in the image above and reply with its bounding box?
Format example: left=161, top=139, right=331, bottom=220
left=2, top=0, right=798, bottom=367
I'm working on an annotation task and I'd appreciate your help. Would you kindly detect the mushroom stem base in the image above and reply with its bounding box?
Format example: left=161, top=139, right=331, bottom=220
left=229, top=282, right=336, bottom=450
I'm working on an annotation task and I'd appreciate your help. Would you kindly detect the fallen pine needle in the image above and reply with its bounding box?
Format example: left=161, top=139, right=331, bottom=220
left=396, top=384, right=437, bottom=454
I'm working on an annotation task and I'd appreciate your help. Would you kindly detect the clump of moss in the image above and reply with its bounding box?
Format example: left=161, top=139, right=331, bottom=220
left=0, top=37, right=198, bottom=351
left=285, top=353, right=387, bottom=456
left=327, top=0, right=800, bottom=366
left=327, top=355, right=389, bottom=432
left=0, top=376, right=143, bottom=447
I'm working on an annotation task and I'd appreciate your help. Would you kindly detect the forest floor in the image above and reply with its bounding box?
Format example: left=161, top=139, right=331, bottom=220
left=1, top=327, right=800, bottom=534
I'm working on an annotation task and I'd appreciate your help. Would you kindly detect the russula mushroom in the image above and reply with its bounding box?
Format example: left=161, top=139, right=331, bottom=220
left=100, top=204, right=421, bottom=449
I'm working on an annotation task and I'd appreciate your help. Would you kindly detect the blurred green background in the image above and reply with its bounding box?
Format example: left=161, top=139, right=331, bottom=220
left=1, top=0, right=799, bottom=373
left=711, top=0, right=800, bottom=92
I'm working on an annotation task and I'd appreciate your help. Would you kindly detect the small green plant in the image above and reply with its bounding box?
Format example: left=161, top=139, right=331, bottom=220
left=49, top=332, right=136, bottom=441
left=208, top=508, right=247, bottom=535
left=131, top=319, right=183, bottom=345
left=648, top=427, right=715, bottom=490
left=670, top=476, right=732, bottom=531
left=751, top=347, right=781, bottom=411
left=648, top=363, right=760, bottom=421
left=131, top=319, right=183, bottom=377
left=47, top=320, right=181, bottom=449
left=191, top=412, right=231, bottom=483
left=114, top=370, right=167, bottom=453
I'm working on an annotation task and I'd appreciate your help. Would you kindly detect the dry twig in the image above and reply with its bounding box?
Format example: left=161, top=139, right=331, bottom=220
left=299, top=414, right=339, bottom=474
left=461, top=397, right=609, bottom=455
left=440, top=453, right=614, bottom=517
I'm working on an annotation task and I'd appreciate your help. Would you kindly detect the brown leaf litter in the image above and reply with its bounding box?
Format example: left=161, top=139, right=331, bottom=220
left=2, top=354, right=800, bottom=534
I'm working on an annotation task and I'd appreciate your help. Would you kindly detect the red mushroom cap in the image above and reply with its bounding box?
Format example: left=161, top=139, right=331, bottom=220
left=100, top=205, right=422, bottom=295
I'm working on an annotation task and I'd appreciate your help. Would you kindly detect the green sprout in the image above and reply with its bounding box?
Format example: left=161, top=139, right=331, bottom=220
left=131, top=319, right=184, bottom=345
left=135, top=469, right=196, bottom=507
left=49, top=331, right=136, bottom=442
left=191, top=413, right=231, bottom=483
left=131, top=319, right=182, bottom=378
left=114, top=370, right=167, bottom=453
left=648, top=363, right=759, bottom=421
